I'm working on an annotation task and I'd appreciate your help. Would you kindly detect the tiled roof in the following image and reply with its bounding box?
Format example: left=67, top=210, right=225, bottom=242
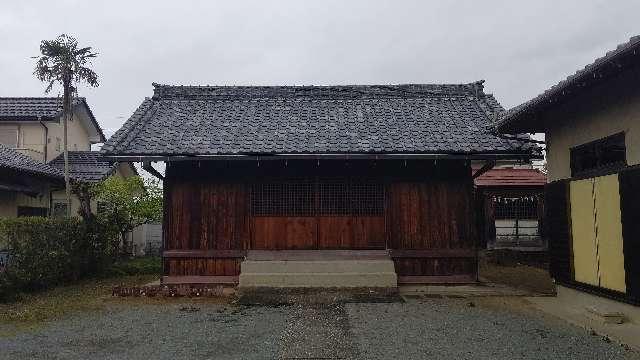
left=102, top=82, right=538, bottom=157
left=498, top=35, right=640, bottom=133
left=0, top=97, right=106, bottom=141
left=0, top=143, right=63, bottom=179
left=49, top=151, right=117, bottom=182
left=474, top=168, right=547, bottom=187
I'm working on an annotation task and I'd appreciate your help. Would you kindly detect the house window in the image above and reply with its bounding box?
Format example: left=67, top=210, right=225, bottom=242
left=570, top=133, right=626, bottom=177
left=251, top=178, right=384, bottom=217
left=55, top=137, right=61, bottom=152
left=17, top=206, right=48, bottom=217
left=52, top=201, right=68, bottom=217
left=0, top=128, right=18, bottom=147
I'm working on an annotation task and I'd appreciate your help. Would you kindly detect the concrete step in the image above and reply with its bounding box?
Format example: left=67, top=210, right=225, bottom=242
left=239, top=257, right=397, bottom=288
left=241, top=260, right=396, bottom=274
left=239, top=272, right=397, bottom=288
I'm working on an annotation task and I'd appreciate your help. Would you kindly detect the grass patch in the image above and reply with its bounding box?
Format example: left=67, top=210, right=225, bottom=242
left=0, top=274, right=159, bottom=335
left=101, top=256, right=162, bottom=277
left=0, top=257, right=162, bottom=335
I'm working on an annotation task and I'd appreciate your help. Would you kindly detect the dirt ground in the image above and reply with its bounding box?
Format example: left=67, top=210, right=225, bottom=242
left=480, top=261, right=556, bottom=295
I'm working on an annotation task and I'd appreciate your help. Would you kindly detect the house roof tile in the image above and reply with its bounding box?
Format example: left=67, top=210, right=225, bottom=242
left=0, top=97, right=106, bottom=142
left=49, top=151, right=117, bottom=182
left=0, top=144, right=63, bottom=179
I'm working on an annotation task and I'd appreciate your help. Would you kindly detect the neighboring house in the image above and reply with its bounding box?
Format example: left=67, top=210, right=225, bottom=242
left=0, top=143, right=63, bottom=218
left=474, top=166, right=547, bottom=251
left=0, top=97, right=105, bottom=162
left=0, top=97, right=137, bottom=220
left=497, top=36, right=640, bottom=304
left=102, top=82, right=539, bottom=287
left=48, top=151, right=137, bottom=217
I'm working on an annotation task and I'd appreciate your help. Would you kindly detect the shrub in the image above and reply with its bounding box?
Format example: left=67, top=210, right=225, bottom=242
left=0, top=216, right=119, bottom=300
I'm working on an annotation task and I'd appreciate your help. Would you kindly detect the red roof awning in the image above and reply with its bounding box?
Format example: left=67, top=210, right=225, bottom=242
left=473, top=168, right=546, bottom=187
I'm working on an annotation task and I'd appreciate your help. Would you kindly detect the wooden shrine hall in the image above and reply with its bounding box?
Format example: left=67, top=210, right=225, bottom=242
left=102, top=82, right=539, bottom=287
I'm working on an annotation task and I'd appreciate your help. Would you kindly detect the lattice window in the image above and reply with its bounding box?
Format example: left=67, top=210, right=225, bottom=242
left=493, top=196, right=538, bottom=220
left=251, top=179, right=314, bottom=216
left=251, top=178, right=384, bottom=217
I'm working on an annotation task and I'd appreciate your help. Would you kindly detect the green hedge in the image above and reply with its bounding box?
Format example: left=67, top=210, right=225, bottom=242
left=0, top=216, right=118, bottom=301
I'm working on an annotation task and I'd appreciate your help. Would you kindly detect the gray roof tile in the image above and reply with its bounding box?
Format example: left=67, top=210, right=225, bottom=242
left=49, top=151, right=117, bottom=182
left=0, top=144, right=63, bottom=179
left=0, top=97, right=106, bottom=141
left=102, top=82, right=537, bottom=156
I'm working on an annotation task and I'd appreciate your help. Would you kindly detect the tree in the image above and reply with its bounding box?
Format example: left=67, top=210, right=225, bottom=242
left=92, top=177, right=163, bottom=255
left=33, top=34, right=99, bottom=216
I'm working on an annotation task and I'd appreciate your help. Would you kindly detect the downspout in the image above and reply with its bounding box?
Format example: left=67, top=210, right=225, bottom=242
left=39, top=118, right=48, bottom=162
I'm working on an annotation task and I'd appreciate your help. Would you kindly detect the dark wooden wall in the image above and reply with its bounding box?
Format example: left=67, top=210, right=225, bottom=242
left=387, top=177, right=477, bottom=282
left=619, top=167, right=640, bottom=303
left=251, top=216, right=385, bottom=250
left=545, top=180, right=572, bottom=283
left=162, top=159, right=478, bottom=283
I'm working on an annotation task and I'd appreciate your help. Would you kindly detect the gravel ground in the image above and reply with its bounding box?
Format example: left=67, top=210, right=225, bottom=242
left=0, top=297, right=637, bottom=360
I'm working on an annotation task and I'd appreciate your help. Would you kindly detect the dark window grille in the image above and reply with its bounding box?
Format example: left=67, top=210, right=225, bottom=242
left=251, top=179, right=314, bottom=216
left=493, top=196, right=538, bottom=220
left=251, top=178, right=384, bottom=217
left=319, top=179, right=384, bottom=216
left=570, top=132, right=626, bottom=177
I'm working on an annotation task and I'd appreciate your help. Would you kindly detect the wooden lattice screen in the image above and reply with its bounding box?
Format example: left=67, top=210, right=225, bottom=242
left=251, top=178, right=384, bottom=217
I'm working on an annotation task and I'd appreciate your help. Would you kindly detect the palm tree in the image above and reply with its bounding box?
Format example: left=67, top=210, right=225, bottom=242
left=34, top=34, right=99, bottom=216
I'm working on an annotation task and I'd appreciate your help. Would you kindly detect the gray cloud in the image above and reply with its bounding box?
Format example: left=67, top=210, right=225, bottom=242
left=1, top=0, right=638, bottom=137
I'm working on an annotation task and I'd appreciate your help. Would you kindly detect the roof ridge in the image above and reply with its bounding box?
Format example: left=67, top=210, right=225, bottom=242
left=101, top=98, right=155, bottom=154
left=151, top=82, right=485, bottom=101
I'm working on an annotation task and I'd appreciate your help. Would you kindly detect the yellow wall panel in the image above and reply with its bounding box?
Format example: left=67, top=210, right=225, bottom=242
left=594, top=175, right=626, bottom=293
left=570, top=179, right=599, bottom=286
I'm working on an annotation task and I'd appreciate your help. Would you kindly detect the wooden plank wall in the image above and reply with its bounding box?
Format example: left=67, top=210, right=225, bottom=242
left=251, top=216, right=385, bottom=250
left=163, top=159, right=478, bottom=283
left=163, top=173, right=249, bottom=279
left=387, top=176, right=477, bottom=281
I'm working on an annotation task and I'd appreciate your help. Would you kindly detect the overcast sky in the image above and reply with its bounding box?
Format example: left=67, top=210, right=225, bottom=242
left=1, top=0, right=638, bottom=139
